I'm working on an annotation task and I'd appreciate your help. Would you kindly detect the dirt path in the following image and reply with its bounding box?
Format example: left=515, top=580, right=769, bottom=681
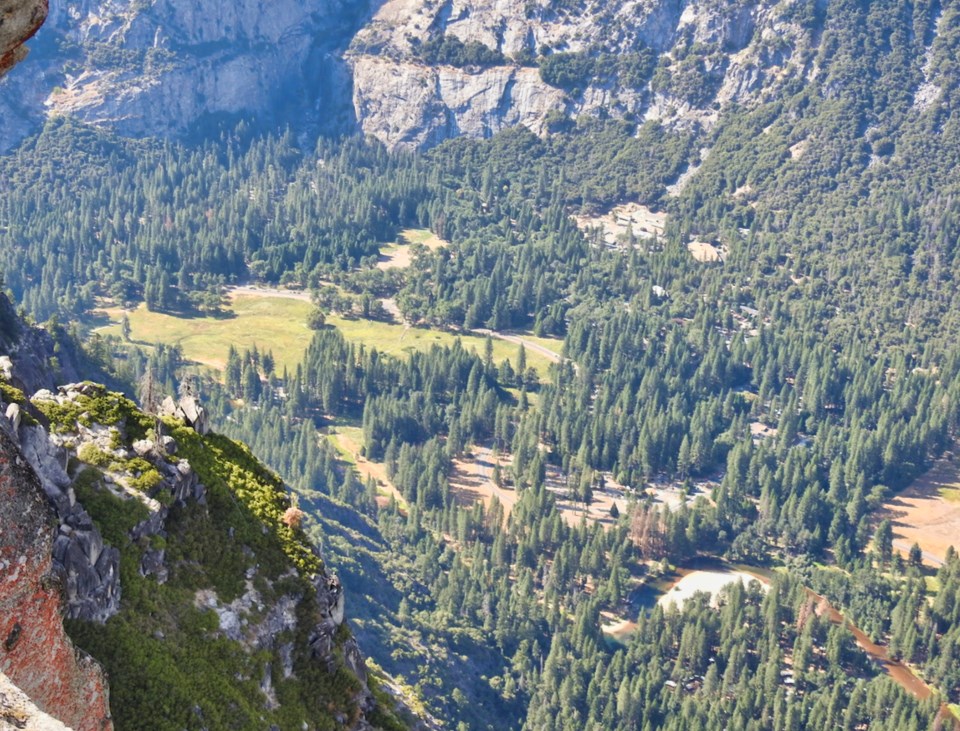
left=471, top=328, right=563, bottom=365
left=740, top=566, right=937, bottom=701
left=645, top=562, right=937, bottom=701
left=808, top=590, right=933, bottom=700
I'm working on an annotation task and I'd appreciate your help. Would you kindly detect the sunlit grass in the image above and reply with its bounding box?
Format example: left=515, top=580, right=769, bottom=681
left=95, top=295, right=314, bottom=373
left=95, top=289, right=559, bottom=381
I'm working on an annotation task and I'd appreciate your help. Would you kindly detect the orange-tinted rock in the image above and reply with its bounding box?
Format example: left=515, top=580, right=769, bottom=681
left=0, top=428, right=112, bottom=731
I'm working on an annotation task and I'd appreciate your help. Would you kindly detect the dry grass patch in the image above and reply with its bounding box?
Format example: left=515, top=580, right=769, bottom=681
left=376, top=227, right=447, bottom=270
left=687, top=241, right=723, bottom=262
left=545, top=465, right=631, bottom=529
left=881, top=452, right=960, bottom=566
left=325, top=425, right=407, bottom=510
left=574, top=203, right=667, bottom=247
left=448, top=445, right=519, bottom=518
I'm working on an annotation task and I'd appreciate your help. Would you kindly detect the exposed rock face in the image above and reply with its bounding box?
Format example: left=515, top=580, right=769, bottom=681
left=158, top=394, right=208, bottom=435
left=6, top=396, right=121, bottom=624
left=0, top=427, right=112, bottom=731
left=345, top=0, right=819, bottom=149
left=28, top=383, right=210, bottom=598
left=0, top=0, right=373, bottom=150
left=0, top=296, right=90, bottom=397
left=0, top=0, right=952, bottom=152
left=351, top=56, right=566, bottom=149
left=0, top=672, right=72, bottom=731
left=0, top=0, right=47, bottom=77
left=0, top=0, right=812, bottom=151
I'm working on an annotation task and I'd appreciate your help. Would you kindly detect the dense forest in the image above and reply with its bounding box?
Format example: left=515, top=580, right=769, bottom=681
left=6, top=0, right=960, bottom=728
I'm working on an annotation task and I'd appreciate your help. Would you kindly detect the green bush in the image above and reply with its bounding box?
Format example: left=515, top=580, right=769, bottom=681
left=78, top=441, right=114, bottom=467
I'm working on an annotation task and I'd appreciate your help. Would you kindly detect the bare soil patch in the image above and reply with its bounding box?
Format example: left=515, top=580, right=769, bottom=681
left=881, top=452, right=960, bottom=566
left=687, top=241, right=723, bottom=262
left=545, top=466, right=631, bottom=529
left=449, top=445, right=519, bottom=518
left=574, top=203, right=667, bottom=247
left=326, top=428, right=407, bottom=510
left=376, top=228, right=447, bottom=270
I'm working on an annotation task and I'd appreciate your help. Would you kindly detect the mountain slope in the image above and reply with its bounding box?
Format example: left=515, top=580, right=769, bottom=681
left=0, top=296, right=403, bottom=729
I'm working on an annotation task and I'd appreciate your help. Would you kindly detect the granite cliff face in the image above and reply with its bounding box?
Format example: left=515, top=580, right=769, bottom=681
left=0, top=0, right=372, bottom=150
left=346, top=0, right=823, bottom=149
left=1, top=0, right=950, bottom=152
left=0, top=0, right=857, bottom=151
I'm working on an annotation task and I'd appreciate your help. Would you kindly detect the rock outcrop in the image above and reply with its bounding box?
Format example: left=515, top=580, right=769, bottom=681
left=3, top=389, right=122, bottom=624
left=0, top=0, right=47, bottom=78
left=345, top=0, right=819, bottom=149
left=0, top=369, right=379, bottom=728
left=26, top=382, right=213, bottom=603
left=0, top=282, right=384, bottom=727
left=1, top=672, right=72, bottom=731
left=0, top=426, right=112, bottom=731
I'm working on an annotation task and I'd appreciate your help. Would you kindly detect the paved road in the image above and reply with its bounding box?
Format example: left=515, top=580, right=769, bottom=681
left=229, top=285, right=313, bottom=302
left=892, top=539, right=944, bottom=567
left=471, top=328, right=564, bottom=365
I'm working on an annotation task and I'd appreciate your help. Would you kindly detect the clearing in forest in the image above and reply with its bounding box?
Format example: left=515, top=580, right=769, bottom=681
left=658, top=569, right=767, bottom=610
left=95, top=288, right=557, bottom=380
left=329, top=315, right=559, bottom=378
left=687, top=241, right=724, bottom=262
left=545, top=465, right=631, bottom=529
left=881, top=452, right=960, bottom=566
left=574, top=203, right=667, bottom=247
left=94, top=293, right=314, bottom=373
left=325, top=424, right=407, bottom=510
left=376, top=228, right=447, bottom=270
left=449, top=445, right=520, bottom=518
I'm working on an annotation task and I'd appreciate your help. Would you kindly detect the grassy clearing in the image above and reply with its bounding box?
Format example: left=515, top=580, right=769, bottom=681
left=939, top=486, right=960, bottom=502
left=325, top=423, right=408, bottom=510
left=95, top=290, right=555, bottom=382
left=377, top=228, right=447, bottom=270
left=516, top=332, right=565, bottom=355
left=328, top=315, right=555, bottom=378
left=95, top=295, right=315, bottom=373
